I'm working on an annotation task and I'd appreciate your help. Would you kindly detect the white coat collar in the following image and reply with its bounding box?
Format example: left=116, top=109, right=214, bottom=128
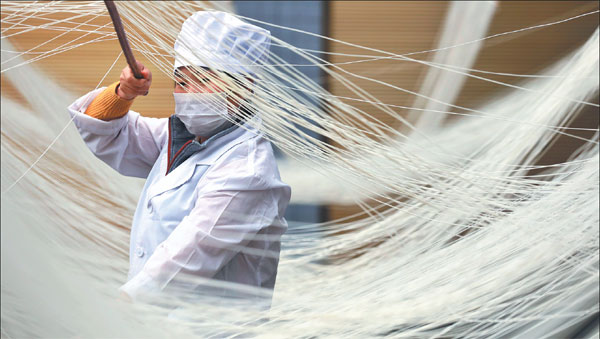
left=148, top=116, right=262, bottom=199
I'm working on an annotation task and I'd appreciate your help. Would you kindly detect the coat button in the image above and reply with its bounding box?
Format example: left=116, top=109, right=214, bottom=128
left=135, top=246, right=144, bottom=258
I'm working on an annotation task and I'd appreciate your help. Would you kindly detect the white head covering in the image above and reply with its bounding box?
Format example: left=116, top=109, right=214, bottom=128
left=173, top=11, right=271, bottom=77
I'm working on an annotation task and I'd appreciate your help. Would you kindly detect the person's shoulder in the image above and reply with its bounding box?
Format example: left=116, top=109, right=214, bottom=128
left=219, top=133, right=275, bottom=170
left=207, top=134, right=282, bottom=189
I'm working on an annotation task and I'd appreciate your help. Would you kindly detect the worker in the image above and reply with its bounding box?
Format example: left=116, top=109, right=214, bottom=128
left=67, top=11, right=290, bottom=305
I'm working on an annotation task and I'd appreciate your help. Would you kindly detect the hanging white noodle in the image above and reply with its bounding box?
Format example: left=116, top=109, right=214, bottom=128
left=1, top=1, right=598, bottom=338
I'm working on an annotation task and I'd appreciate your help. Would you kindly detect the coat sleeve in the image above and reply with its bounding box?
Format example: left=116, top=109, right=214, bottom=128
left=68, top=87, right=168, bottom=178
left=119, top=146, right=290, bottom=301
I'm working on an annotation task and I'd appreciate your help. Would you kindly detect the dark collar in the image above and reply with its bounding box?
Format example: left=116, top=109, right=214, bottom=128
left=166, top=115, right=239, bottom=175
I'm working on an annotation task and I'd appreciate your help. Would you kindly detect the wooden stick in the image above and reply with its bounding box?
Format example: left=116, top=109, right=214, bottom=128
left=104, top=0, right=143, bottom=79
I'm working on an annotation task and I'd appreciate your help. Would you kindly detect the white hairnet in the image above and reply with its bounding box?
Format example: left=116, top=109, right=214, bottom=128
left=173, top=11, right=271, bottom=77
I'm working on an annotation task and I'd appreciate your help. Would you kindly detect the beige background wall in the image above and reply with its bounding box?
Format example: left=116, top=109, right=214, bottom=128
left=1, top=7, right=185, bottom=118
left=326, top=1, right=599, bottom=221
left=3, top=2, right=597, bottom=118
left=327, top=1, right=598, bottom=121
left=2, top=2, right=598, bottom=222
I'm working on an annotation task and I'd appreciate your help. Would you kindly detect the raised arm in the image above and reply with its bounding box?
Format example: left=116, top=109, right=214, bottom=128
left=68, top=62, right=167, bottom=178
left=86, top=61, right=152, bottom=121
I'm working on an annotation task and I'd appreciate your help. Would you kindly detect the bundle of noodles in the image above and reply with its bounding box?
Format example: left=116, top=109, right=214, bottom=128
left=1, top=1, right=598, bottom=337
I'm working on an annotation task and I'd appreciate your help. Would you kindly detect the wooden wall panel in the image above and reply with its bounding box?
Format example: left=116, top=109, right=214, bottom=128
left=456, top=1, right=599, bottom=108
left=327, top=1, right=449, bottom=132
left=1, top=5, right=189, bottom=118
left=327, top=1, right=599, bottom=221
left=1, top=2, right=598, bottom=223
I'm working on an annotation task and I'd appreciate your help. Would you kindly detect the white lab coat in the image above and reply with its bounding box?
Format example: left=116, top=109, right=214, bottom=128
left=68, top=88, right=290, bottom=302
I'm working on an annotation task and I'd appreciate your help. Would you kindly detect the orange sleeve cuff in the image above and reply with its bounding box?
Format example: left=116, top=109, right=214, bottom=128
left=84, top=81, right=134, bottom=121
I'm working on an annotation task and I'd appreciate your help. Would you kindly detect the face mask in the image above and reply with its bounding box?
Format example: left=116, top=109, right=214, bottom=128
left=173, top=92, right=230, bottom=137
